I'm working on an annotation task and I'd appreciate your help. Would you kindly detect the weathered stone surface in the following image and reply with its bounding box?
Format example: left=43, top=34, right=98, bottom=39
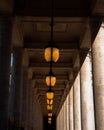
left=80, top=52, right=95, bottom=130
left=92, top=26, right=104, bottom=130
left=73, top=73, right=81, bottom=130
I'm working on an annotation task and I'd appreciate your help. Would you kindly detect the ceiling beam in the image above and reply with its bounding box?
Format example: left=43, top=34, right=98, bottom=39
left=24, top=42, right=79, bottom=49
left=29, top=62, right=73, bottom=68
left=37, top=90, right=64, bottom=96
left=35, top=82, right=66, bottom=88
left=33, top=74, right=69, bottom=80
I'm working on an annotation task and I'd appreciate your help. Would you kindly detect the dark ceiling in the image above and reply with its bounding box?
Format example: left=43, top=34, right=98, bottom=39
left=14, top=0, right=91, bottom=16
left=12, top=0, right=103, bottom=116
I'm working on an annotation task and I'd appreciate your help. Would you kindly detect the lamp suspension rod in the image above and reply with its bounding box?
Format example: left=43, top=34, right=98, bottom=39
left=49, top=0, right=54, bottom=87
left=50, top=0, right=54, bottom=43
left=50, top=0, right=54, bottom=71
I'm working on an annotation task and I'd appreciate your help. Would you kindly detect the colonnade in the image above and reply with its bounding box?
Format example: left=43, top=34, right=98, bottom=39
left=0, top=6, right=104, bottom=130
left=56, top=26, right=104, bottom=130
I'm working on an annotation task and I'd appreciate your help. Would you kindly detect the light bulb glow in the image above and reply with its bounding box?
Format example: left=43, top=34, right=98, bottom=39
left=47, top=99, right=53, bottom=105
left=44, top=46, right=59, bottom=62
left=47, top=105, right=53, bottom=110
left=46, top=91, right=54, bottom=99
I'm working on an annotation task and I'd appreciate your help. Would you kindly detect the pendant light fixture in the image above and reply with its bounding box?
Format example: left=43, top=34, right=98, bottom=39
left=44, top=44, right=59, bottom=63
left=44, top=0, right=59, bottom=63
left=47, top=99, right=53, bottom=105
left=48, top=120, right=52, bottom=124
left=46, top=88, right=54, bottom=100
left=45, top=68, right=56, bottom=87
left=48, top=117, right=52, bottom=121
left=44, top=0, right=59, bottom=123
left=48, top=111, right=52, bottom=117
left=47, top=104, right=53, bottom=111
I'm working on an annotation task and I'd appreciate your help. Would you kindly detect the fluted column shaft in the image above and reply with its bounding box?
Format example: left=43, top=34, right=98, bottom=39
left=66, top=94, right=69, bottom=130
left=73, top=73, right=81, bottom=130
left=80, top=52, right=95, bottom=130
left=0, top=15, right=12, bottom=130
left=57, top=112, right=61, bottom=130
left=61, top=105, right=64, bottom=130
left=92, top=26, right=104, bottom=130
left=60, top=108, right=63, bottom=130
left=69, top=86, right=74, bottom=130
left=63, top=102, right=66, bottom=130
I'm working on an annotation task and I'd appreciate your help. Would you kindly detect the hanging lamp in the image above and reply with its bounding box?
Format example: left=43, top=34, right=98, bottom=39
left=46, top=70, right=56, bottom=87
left=47, top=104, right=53, bottom=111
left=48, top=117, right=52, bottom=121
left=48, top=120, right=52, bottom=124
left=48, top=111, right=52, bottom=117
left=46, top=88, right=54, bottom=100
left=44, top=0, right=59, bottom=63
left=47, top=99, right=53, bottom=105
left=44, top=44, right=59, bottom=63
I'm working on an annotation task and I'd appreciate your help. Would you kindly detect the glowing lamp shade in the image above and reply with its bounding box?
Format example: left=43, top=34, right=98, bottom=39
left=48, top=112, right=52, bottom=117
left=44, top=45, right=59, bottom=62
left=46, top=90, right=54, bottom=100
left=48, top=120, right=51, bottom=124
left=47, top=105, right=53, bottom=110
left=47, top=99, right=53, bottom=105
left=48, top=117, right=52, bottom=121
left=46, top=71, right=56, bottom=86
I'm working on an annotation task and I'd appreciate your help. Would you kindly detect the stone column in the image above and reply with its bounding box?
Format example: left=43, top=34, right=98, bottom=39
left=59, top=112, right=61, bottom=130
left=64, top=100, right=67, bottom=130
left=13, top=48, right=23, bottom=127
left=56, top=115, right=60, bottom=130
left=20, top=67, right=28, bottom=129
left=30, top=81, right=34, bottom=128
left=22, top=50, right=29, bottom=130
left=80, top=52, right=95, bottom=130
left=56, top=111, right=60, bottom=130
left=63, top=102, right=66, bottom=130
left=92, top=26, right=104, bottom=130
left=60, top=108, right=63, bottom=130
left=26, top=80, right=30, bottom=130
left=61, top=105, right=64, bottom=130
left=8, top=53, right=15, bottom=128
left=0, top=15, right=12, bottom=130
left=66, top=94, right=69, bottom=130
left=28, top=80, right=33, bottom=129
left=73, top=73, right=81, bottom=130
left=58, top=111, right=61, bottom=130
left=69, top=86, right=74, bottom=130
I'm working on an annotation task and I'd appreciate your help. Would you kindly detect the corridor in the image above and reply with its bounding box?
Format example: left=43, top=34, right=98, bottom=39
left=0, top=0, right=104, bottom=130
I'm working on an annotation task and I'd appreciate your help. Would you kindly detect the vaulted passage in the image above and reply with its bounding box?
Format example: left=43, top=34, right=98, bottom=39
left=0, top=0, right=104, bottom=130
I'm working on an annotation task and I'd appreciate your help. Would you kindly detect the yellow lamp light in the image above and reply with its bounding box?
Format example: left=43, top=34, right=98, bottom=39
left=44, top=44, right=59, bottom=62
left=47, top=99, right=53, bottom=105
left=47, top=105, right=53, bottom=110
left=48, top=120, right=51, bottom=124
left=46, top=89, right=54, bottom=100
left=48, top=112, right=52, bottom=117
left=46, top=71, right=56, bottom=86
left=48, top=117, right=52, bottom=121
